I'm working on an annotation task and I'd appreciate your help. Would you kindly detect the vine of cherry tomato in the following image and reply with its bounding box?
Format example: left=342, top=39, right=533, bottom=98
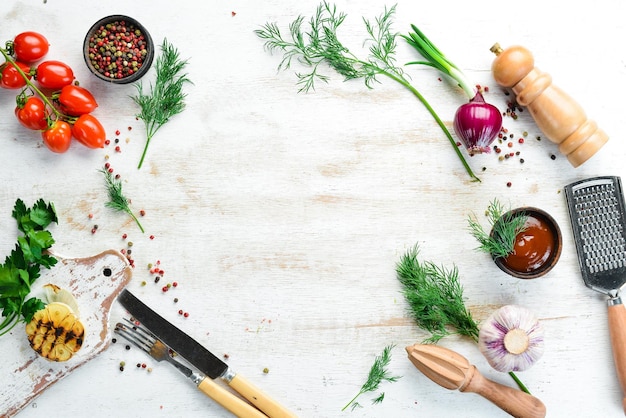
left=2, top=31, right=108, bottom=153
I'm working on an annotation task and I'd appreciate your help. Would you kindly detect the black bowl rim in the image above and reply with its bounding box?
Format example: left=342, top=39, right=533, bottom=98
left=83, top=14, right=154, bottom=84
left=491, top=207, right=563, bottom=279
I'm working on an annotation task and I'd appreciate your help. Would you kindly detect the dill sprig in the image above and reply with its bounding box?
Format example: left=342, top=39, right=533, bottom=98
left=468, top=199, right=528, bottom=259
left=100, top=169, right=144, bottom=233
left=131, top=38, right=191, bottom=169
left=396, top=245, right=479, bottom=344
left=255, top=2, right=480, bottom=182
left=396, top=244, right=530, bottom=394
left=342, top=344, right=401, bottom=411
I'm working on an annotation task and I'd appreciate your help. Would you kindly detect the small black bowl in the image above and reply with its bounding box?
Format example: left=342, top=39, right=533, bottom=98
left=83, top=15, right=154, bottom=84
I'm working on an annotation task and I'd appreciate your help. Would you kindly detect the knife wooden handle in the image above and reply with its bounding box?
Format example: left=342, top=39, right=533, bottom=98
left=608, top=300, right=626, bottom=414
left=197, top=377, right=267, bottom=418
left=462, top=366, right=546, bottom=418
left=228, top=374, right=298, bottom=418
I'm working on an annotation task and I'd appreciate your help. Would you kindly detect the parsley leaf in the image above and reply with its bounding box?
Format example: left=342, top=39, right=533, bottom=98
left=0, top=199, right=57, bottom=336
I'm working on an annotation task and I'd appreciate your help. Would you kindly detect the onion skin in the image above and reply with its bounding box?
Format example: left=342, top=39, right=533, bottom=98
left=453, top=92, right=502, bottom=155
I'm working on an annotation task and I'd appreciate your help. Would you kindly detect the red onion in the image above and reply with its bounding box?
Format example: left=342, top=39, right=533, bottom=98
left=453, top=92, right=502, bottom=155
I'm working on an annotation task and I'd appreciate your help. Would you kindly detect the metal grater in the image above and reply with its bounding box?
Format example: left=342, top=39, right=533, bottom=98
left=565, top=176, right=626, bottom=297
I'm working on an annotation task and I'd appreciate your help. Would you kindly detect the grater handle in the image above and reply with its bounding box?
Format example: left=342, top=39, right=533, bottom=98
left=608, top=297, right=626, bottom=414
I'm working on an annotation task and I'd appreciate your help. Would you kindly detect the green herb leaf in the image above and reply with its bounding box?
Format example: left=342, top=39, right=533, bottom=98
left=342, top=344, right=401, bottom=411
left=22, top=297, right=45, bottom=323
left=131, top=38, right=192, bottom=169
left=100, top=168, right=145, bottom=233
left=468, top=199, right=528, bottom=259
left=396, top=244, right=479, bottom=343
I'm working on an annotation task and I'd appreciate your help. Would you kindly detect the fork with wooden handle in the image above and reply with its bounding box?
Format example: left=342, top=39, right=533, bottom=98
left=406, top=344, right=546, bottom=418
left=115, top=321, right=267, bottom=418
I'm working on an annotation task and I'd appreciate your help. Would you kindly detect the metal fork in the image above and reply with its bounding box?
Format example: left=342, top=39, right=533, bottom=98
left=115, top=320, right=267, bottom=418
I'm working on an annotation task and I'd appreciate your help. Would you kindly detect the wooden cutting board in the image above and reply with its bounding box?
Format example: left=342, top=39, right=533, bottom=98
left=0, top=250, right=132, bottom=417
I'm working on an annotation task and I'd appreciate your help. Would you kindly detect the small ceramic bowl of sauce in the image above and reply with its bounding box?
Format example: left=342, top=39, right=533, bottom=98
left=491, top=207, right=562, bottom=279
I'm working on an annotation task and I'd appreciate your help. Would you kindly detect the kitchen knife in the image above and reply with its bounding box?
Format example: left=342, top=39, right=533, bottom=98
left=118, top=289, right=297, bottom=418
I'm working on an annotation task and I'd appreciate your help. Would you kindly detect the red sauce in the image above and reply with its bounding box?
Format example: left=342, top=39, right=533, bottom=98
left=502, top=215, right=555, bottom=273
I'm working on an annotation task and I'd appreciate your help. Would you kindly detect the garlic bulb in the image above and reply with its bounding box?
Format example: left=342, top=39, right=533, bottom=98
left=478, top=305, right=544, bottom=372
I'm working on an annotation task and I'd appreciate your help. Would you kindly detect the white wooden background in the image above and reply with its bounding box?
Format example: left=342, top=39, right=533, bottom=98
left=2, top=0, right=626, bottom=417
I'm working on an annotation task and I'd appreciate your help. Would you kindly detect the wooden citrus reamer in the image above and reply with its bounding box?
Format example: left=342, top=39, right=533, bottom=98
left=406, top=344, right=546, bottom=418
left=490, top=43, right=608, bottom=167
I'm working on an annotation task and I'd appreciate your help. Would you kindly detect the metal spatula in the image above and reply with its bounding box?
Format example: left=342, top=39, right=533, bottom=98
left=565, top=175, right=626, bottom=412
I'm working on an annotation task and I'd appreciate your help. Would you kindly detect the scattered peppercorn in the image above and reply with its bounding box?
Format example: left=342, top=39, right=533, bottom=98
left=550, top=154, right=556, bottom=160
left=506, top=182, right=512, bottom=187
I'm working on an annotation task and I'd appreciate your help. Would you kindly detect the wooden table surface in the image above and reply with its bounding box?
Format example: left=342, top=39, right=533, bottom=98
left=2, top=0, right=626, bottom=417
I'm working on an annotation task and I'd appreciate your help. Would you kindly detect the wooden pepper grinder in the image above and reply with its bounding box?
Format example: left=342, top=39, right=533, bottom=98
left=490, top=43, right=608, bottom=167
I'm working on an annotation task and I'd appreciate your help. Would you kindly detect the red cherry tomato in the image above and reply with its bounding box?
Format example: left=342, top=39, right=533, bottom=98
left=72, top=114, right=105, bottom=149
left=42, top=120, right=72, bottom=153
left=0, top=61, right=31, bottom=89
left=15, top=97, right=48, bottom=130
left=36, top=61, right=74, bottom=89
left=58, top=85, right=98, bottom=116
left=13, top=32, right=49, bottom=63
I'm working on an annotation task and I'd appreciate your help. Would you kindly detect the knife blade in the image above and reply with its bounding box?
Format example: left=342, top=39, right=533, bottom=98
left=117, top=289, right=297, bottom=418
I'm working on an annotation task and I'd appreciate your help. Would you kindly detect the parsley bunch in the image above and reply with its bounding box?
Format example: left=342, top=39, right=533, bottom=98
left=0, top=199, right=58, bottom=336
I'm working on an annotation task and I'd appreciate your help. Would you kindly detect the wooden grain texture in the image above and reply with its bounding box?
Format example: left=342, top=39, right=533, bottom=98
left=1, top=0, right=626, bottom=417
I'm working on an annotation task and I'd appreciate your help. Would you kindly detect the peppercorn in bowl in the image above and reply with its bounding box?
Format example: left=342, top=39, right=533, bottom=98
left=83, top=15, right=154, bottom=84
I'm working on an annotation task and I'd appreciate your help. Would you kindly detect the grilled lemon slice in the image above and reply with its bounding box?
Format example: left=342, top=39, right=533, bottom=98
left=25, top=300, right=85, bottom=362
